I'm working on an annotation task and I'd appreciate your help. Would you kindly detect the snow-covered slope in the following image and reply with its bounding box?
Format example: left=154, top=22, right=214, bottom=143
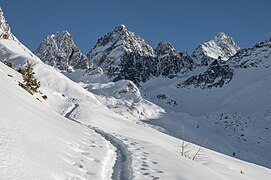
left=34, top=31, right=89, bottom=71
left=193, top=32, right=240, bottom=65
left=0, top=40, right=116, bottom=179
left=2, top=31, right=271, bottom=180
left=2, top=7, right=271, bottom=179
left=141, top=50, right=271, bottom=168
left=63, top=71, right=165, bottom=121
left=229, top=37, right=271, bottom=68
left=140, top=37, right=271, bottom=169
left=0, top=8, right=36, bottom=59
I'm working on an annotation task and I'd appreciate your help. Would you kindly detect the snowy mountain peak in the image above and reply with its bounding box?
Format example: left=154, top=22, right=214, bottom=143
left=193, top=32, right=240, bottom=65
left=87, top=25, right=196, bottom=83
left=213, top=32, right=240, bottom=55
left=214, top=32, right=228, bottom=41
left=262, top=36, right=271, bottom=45
left=156, top=41, right=176, bottom=52
left=90, top=24, right=155, bottom=58
left=34, top=31, right=89, bottom=71
left=0, top=7, right=15, bottom=40
left=87, top=25, right=155, bottom=84
left=51, top=30, right=71, bottom=39
left=114, top=24, right=128, bottom=32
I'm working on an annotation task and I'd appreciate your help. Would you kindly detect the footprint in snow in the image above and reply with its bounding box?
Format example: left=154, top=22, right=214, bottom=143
left=142, top=163, right=149, bottom=167
left=86, top=171, right=96, bottom=176
left=150, top=169, right=164, bottom=174
left=143, top=172, right=150, bottom=175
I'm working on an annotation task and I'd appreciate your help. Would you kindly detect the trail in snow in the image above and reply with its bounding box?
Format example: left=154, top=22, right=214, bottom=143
left=64, top=101, right=133, bottom=180
left=64, top=103, right=78, bottom=119
left=93, top=127, right=133, bottom=180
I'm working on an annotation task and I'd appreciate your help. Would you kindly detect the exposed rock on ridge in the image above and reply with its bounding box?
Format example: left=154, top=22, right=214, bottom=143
left=34, top=31, right=89, bottom=71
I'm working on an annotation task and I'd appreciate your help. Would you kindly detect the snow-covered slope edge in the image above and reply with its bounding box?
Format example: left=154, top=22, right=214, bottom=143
left=0, top=60, right=115, bottom=179
left=141, top=49, right=271, bottom=169
left=63, top=70, right=165, bottom=121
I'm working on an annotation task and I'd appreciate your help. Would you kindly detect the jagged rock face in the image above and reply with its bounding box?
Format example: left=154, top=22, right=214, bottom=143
left=155, top=41, right=194, bottom=78
left=34, top=31, right=89, bottom=71
left=193, top=32, right=240, bottom=66
left=179, top=52, right=195, bottom=71
left=155, top=41, right=181, bottom=78
left=229, top=37, right=271, bottom=69
left=87, top=25, right=155, bottom=84
left=179, top=60, right=233, bottom=89
left=84, top=67, right=104, bottom=76
left=88, top=26, right=196, bottom=84
left=115, top=51, right=157, bottom=84
left=0, top=8, right=16, bottom=40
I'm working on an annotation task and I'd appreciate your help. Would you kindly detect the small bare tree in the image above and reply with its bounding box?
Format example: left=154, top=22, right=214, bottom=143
left=177, top=126, right=211, bottom=166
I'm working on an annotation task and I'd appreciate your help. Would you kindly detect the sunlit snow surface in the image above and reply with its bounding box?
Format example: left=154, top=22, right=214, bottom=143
left=0, top=39, right=271, bottom=180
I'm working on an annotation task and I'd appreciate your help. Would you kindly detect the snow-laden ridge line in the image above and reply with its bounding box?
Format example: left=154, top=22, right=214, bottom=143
left=63, top=99, right=133, bottom=180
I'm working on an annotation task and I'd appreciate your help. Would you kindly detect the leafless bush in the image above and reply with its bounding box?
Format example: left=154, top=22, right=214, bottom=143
left=177, top=126, right=211, bottom=166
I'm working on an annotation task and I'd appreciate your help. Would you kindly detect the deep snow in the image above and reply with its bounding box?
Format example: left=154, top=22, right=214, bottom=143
left=1, top=38, right=271, bottom=180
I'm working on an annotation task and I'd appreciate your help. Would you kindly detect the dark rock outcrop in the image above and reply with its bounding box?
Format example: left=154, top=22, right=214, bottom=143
left=179, top=60, right=233, bottom=89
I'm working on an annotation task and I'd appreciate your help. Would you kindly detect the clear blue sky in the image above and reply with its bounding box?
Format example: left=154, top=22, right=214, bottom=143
left=1, top=0, right=271, bottom=53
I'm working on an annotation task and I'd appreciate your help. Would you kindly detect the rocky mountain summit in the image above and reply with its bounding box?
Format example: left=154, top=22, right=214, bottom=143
left=87, top=25, right=156, bottom=84
left=34, top=31, right=89, bottom=71
left=0, top=7, right=15, bottom=40
left=32, top=24, right=259, bottom=88
left=155, top=41, right=194, bottom=78
left=177, top=32, right=240, bottom=89
left=192, top=32, right=240, bottom=66
left=87, top=25, right=195, bottom=84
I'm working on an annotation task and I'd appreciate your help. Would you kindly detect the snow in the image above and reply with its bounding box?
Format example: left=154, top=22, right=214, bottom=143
left=140, top=66, right=271, bottom=168
left=193, top=32, right=240, bottom=63
left=0, top=61, right=114, bottom=179
left=1, top=38, right=271, bottom=180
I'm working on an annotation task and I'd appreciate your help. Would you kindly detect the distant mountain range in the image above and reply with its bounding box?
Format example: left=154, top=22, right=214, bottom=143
left=1, top=6, right=271, bottom=179
left=34, top=24, right=245, bottom=87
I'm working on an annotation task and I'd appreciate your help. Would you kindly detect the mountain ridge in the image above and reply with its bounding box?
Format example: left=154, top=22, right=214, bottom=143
left=34, top=31, right=89, bottom=71
left=192, top=32, right=240, bottom=66
left=1, top=7, right=271, bottom=179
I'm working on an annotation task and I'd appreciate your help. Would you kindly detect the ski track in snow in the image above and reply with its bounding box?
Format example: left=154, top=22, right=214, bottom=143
left=63, top=99, right=133, bottom=180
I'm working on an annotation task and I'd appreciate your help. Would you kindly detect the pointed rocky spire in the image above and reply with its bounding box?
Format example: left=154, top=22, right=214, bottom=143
left=114, top=24, right=128, bottom=32
left=192, top=32, right=240, bottom=66
left=87, top=24, right=156, bottom=83
left=34, top=31, right=89, bottom=71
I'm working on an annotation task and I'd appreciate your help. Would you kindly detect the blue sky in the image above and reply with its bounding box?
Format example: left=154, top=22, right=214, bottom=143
left=1, top=0, right=271, bottom=53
